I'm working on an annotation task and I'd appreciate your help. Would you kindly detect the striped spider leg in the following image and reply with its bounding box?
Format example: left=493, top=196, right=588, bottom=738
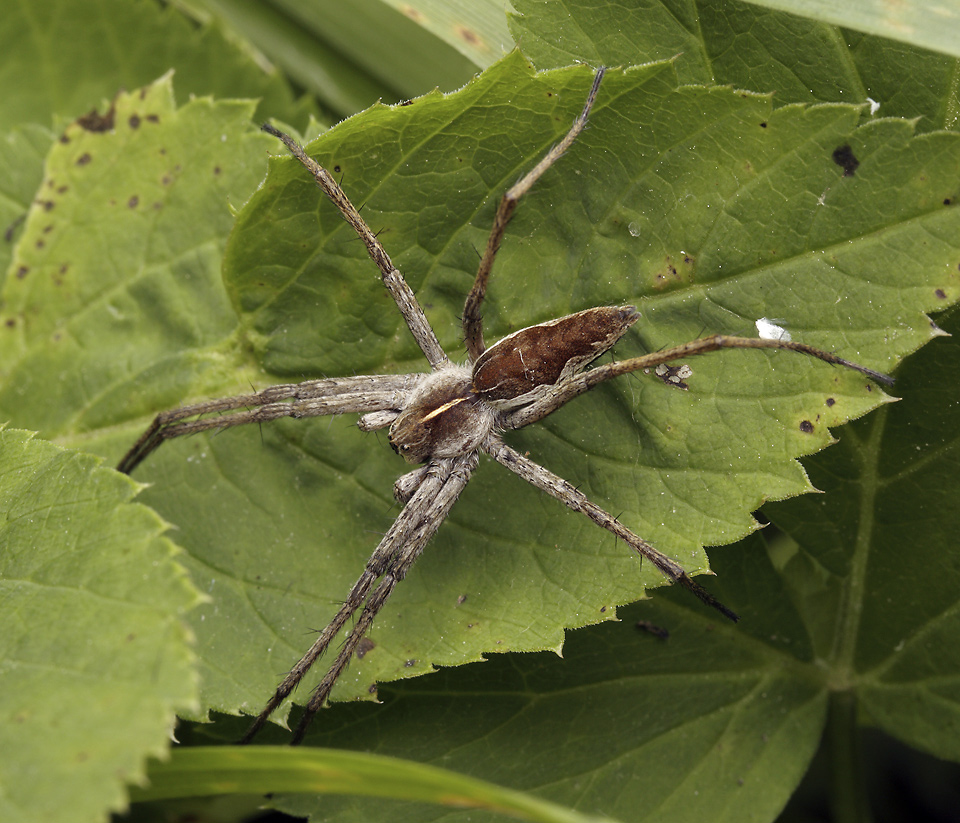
left=118, top=66, right=891, bottom=744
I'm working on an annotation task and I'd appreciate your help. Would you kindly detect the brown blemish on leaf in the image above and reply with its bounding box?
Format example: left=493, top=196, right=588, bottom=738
left=43, top=225, right=53, bottom=234
left=404, top=659, right=416, bottom=668
left=826, top=397, right=836, bottom=407
left=213, top=166, right=221, bottom=176
left=128, top=195, right=139, bottom=209
left=759, top=121, right=768, bottom=128
left=59, top=134, right=71, bottom=144
left=936, top=288, right=947, bottom=299
left=76, top=153, right=92, bottom=166
left=355, top=637, right=375, bottom=659
left=799, top=420, right=814, bottom=433
left=944, top=198, right=952, bottom=206
left=368, top=684, right=378, bottom=694
left=399, top=4, right=424, bottom=22
left=832, top=145, right=859, bottom=177
left=57, top=185, right=68, bottom=194
left=35, top=239, right=44, bottom=249
left=5, top=318, right=16, bottom=328
left=16, top=265, right=29, bottom=279
left=4, top=215, right=26, bottom=241
left=146, top=114, right=160, bottom=124
left=652, top=256, right=686, bottom=289
left=161, top=174, right=172, bottom=186
left=129, top=114, right=141, bottom=129
left=454, top=25, right=483, bottom=47
left=76, top=104, right=115, bottom=132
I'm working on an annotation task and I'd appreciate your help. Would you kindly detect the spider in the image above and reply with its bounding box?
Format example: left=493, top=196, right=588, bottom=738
left=118, top=67, right=892, bottom=745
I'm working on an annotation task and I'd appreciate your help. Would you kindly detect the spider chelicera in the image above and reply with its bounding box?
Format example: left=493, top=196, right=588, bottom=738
left=118, top=67, right=892, bottom=744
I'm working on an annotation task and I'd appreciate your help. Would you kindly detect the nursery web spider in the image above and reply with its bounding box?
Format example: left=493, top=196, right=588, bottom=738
left=118, top=67, right=892, bottom=744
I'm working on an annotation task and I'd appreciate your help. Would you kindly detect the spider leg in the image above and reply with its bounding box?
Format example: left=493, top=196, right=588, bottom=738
left=461, top=67, right=606, bottom=362
left=117, top=373, right=421, bottom=474
left=483, top=434, right=739, bottom=623
left=262, top=124, right=448, bottom=369
left=240, top=453, right=477, bottom=744
left=289, top=452, right=478, bottom=744
left=502, top=334, right=894, bottom=432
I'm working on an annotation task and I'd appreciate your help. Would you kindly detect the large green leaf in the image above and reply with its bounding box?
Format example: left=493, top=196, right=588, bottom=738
left=9, top=50, right=948, bottom=726
left=252, top=302, right=959, bottom=823
left=0, top=428, right=202, bottom=823
left=3, top=2, right=960, bottom=820
left=510, top=0, right=960, bottom=130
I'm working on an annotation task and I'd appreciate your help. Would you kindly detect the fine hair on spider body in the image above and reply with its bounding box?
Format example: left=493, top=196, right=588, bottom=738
left=117, top=66, right=893, bottom=745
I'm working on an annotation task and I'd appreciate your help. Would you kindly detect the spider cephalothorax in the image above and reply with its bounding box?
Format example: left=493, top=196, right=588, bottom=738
left=118, top=67, right=891, bottom=744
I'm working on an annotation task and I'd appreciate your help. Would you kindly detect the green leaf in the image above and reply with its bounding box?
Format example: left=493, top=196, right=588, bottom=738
left=247, top=303, right=960, bottom=823
left=0, top=73, right=274, bottom=434
left=19, top=50, right=947, bottom=728
left=0, top=427, right=203, bottom=823
left=3, top=5, right=960, bottom=820
left=740, top=0, right=960, bottom=59
left=510, top=0, right=960, bottom=130
left=178, top=0, right=511, bottom=111
left=0, top=0, right=310, bottom=129
left=131, top=746, right=620, bottom=823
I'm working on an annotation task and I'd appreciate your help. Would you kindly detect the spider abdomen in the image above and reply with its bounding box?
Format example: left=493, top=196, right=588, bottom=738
left=388, top=366, right=495, bottom=464
left=472, top=305, right=639, bottom=410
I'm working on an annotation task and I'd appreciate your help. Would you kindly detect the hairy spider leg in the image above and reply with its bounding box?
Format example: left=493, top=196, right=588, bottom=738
left=462, top=67, right=607, bottom=362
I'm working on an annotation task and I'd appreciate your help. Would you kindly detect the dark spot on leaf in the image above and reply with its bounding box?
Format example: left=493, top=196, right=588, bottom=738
left=404, top=659, right=416, bottom=668
left=454, top=24, right=481, bottom=46
left=355, top=637, right=375, bottom=659
left=76, top=105, right=115, bottom=132
left=129, top=114, right=141, bottom=129
left=799, top=420, right=814, bottom=433
left=399, top=4, right=424, bottom=22
left=866, top=384, right=873, bottom=391
left=945, top=198, right=952, bottom=206
left=43, top=225, right=53, bottom=234
left=126, top=633, right=136, bottom=642
left=599, top=606, right=607, bottom=613
left=159, top=147, right=167, bottom=155
left=759, top=121, right=768, bottom=128
left=5, top=318, right=15, bottom=328
left=146, top=114, right=160, bottom=123
left=826, top=397, right=836, bottom=407
left=16, top=265, right=29, bottom=279
left=456, top=594, right=467, bottom=605
left=4, top=214, right=25, bottom=241
left=57, top=185, right=68, bottom=194
left=153, top=201, right=163, bottom=210
left=832, top=145, right=859, bottom=177
left=636, top=620, right=670, bottom=640
left=76, top=153, right=92, bottom=166
left=59, top=134, right=71, bottom=144
left=368, top=684, right=378, bottom=694
left=139, top=88, right=148, bottom=100
left=60, top=263, right=69, bottom=275
left=37, top=200, right=54, bottom=212
left=128, top=195, right=139, bottom=209
left=399, top=99, right=413, bottom=106
left=936, top=288, right=947, bottom=299
left=333, top=165, right=341, bottom=174
left=161, top=174, right=172, bottom=186
left=213, top=166, right=221, bottom=176
left=35, top=239, right=44, bottom=249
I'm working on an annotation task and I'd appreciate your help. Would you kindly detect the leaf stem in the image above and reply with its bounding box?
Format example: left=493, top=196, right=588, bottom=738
left=826, top=691, right=872, bottom=823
